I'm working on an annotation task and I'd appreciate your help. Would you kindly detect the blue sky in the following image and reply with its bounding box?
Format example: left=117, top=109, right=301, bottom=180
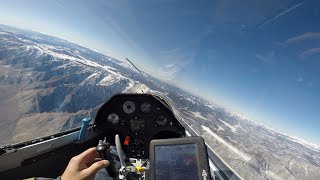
left=1, top=0, right=319, bottom=144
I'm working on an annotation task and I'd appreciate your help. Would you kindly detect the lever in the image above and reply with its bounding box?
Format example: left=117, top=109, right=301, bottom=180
left=115, top=134, right=126, bottom=167
left=96, top=137, right=118, bottom=178
left=115, top=134, right=127, bottom=179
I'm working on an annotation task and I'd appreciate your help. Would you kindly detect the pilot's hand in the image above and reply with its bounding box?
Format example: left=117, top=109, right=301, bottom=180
left=61, top=147, right=110, bottom=180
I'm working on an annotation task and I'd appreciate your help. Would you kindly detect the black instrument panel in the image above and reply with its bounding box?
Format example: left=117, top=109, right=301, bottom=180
left=94, top=94, right=186, bottom=159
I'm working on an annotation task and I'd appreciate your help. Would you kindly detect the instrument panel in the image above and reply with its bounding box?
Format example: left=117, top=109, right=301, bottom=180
left=94, top=94, right=186, bottom=159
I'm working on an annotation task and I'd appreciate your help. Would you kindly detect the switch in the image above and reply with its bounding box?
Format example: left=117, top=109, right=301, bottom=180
left=124, top=135, right=130, bottom=145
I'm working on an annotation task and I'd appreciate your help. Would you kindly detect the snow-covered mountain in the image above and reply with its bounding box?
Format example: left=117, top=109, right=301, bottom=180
left=0, top=24, right=319, bottom=179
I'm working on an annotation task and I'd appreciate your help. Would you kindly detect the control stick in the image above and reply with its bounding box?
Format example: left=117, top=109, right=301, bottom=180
left=96, top=137, right=118, bottom=178
left=115, top=134, right=127, bottom=179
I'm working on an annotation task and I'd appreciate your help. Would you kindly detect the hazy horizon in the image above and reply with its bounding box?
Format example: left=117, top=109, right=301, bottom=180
left=1, top=0, right=320, bottom=144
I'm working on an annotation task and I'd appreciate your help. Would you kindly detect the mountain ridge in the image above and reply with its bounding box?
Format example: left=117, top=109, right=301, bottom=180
left=1, top=24, right=319, bottom=179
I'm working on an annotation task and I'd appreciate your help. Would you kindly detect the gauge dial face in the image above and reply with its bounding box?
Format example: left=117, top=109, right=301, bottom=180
left=123, top=101, right=135, bottom=114
left=140, top=102, right=152, bottom=113
left=156, top=115, right=167, bottom=126
left=107, top=113, right=119, bottom=124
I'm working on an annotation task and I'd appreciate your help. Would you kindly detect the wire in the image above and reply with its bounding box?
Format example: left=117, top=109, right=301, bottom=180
left=125, top=58, right=146, bottom=93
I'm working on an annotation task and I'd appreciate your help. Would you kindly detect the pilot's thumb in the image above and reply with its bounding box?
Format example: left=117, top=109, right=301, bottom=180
left=85, top=160, right=110, bottom=175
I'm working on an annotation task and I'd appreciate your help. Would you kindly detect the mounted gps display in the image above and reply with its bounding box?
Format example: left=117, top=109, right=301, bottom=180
left=149, top=137, right=211, bottom=180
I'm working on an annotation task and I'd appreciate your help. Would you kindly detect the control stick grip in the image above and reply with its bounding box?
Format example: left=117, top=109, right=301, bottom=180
left=96, top=138, right=118, bottom=178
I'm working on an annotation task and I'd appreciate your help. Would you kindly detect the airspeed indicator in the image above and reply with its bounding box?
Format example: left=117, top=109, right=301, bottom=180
left=156, top=115, right=167, bottom=126
left=140, top=102, right=152, bottom=113
left=107, top=113, right=119, bottom=125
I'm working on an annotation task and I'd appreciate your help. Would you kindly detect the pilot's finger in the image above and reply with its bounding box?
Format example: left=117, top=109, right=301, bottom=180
left=83, top=160, right=110, bottom=175
left=85, top=158, right=102, bottom=167
left=76, top=147, right=100, bottom=162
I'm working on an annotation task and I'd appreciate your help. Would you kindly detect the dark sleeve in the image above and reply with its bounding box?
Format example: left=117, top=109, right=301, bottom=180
left=34, top=176, right=61, bottom=180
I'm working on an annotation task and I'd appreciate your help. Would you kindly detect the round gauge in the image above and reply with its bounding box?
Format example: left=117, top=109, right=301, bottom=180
left=140, top=102, right=152, bottom=113
left=156, top=115, right=168, bottom=126
left=123, top=101, right=136, bottom=114
left=107, top=113, right=119, bottom=125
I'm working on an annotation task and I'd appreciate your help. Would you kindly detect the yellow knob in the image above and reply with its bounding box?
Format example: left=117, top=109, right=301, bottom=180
left=136, top=166, right=145, bottom=173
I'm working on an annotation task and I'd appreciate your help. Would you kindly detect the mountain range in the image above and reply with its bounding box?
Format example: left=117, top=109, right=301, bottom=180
left=0, top=24, right=319, bottom=179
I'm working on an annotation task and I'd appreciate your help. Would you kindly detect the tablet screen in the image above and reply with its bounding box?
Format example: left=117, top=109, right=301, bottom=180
left=155, top=144, right=199, bottom=180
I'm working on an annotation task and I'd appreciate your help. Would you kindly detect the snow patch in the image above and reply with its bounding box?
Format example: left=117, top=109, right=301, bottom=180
left=98, top=74, right=120, bottom=86
left=185, top=97, right=196, bottom=104
left=217, top=125, right=225, bottom=131
left=305, top=164, right=309, bottom=179
left=123, top=81, right=150, bottom=93
left=85, top=73, right=99, bottom=80
left=205, top=102, right=218, bottom=110
left=202, top=125, right=251, bottom=161
left=191, top=111, right=206, bottom=120
left=102, top=65, right=117, bottom=71
left=26, top=44, right=104, bottom=69
left=220, top=120, right=238, bottom=133
left=285, top=136, right=320, bottom=151
left=124, top=80, right=134, bottom=92
left=265, top=171, right=284, bottom=180
left=0, top=32, right=9, bottom=35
